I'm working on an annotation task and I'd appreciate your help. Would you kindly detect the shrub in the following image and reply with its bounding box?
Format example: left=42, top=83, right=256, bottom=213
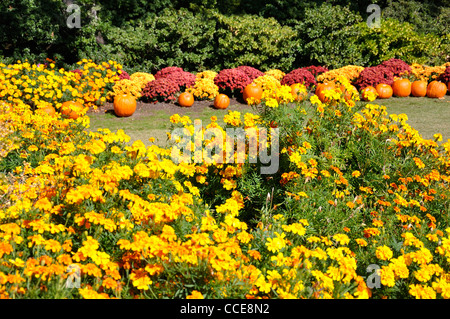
left=163, top=71, right=196, bottom=91
left=118, top=70, right=131, bottom=80
left=351, top=19, right=449, bottom=67
left=303, top=65, right=329, bottom=77
left=154, top=66, right=185, bottom=79
left=354, top=65, right=395, bottom=89
left=140, top=77, right=180, bottom=102
left=380, top=58, right=412, bottom=77
left=213, top=68, right=252, bottom=96
left=213, top=11, right=299, bottom=71
left=280, top=68, right=317, bottom=88
left=235, top=66, right=265, bottom=81
left=439, top=66, right=450, bottom=84
left=317, top=65, right=365, bottom=84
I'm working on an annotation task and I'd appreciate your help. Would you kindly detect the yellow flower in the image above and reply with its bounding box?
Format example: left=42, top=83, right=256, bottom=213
left=376, top=245, right=393, bottom=261
left=187, top=290, right=204, bottom=299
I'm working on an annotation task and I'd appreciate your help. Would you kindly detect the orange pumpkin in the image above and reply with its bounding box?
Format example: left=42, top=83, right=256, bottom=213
left=61, top=101, right=85, bottom=119
left=360, top=86, right=378, bottom=101
left=39, top=105, right=56, bottom=116
left=411, top=80, right=427, bottom=97
left=392, top=78, right=411, bottom=97
left=178, top=92, right=194, bottom=107
left=315, top=82, right=335, bottom=103
left=113, top=94, right=136, bottom=117
left=214, top=94, right=230, bottom=109
left=427, top=81, right=447, bottom=98
left=242, top=83, right=263, bottom=105
left=338, top=84, right=358, bottom=102
left=375, top=83, right=393, bottom=99
left=290, top=83, right=308, bottom=102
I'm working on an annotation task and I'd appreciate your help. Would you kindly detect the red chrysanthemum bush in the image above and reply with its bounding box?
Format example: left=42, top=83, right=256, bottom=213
left=213, top=68, right=252, bottom=96
left=354, top=65, right=395, bottom=89
left=118, top=70, right=131, bottom=80
left=439, top=66, right=450, bottom=85
left=154, top=66, right=185, bottom=79
left=163, top=71, right=196, bottom=91
left=235, top=66, right=265, bottom=81
left=280, top=68, right=317, bottom=88
left=141, top=78, right=181, bottom=102
left=303, top=65, right=329, bottom=77
left=380, top=58, right=412, bottom=77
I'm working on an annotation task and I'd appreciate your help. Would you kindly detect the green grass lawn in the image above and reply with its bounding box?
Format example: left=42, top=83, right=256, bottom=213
left=87, top=95, right=450, bottom=147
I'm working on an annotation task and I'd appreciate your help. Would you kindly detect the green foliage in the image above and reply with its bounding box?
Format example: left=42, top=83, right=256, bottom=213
left=0, top=0, right=449, bottom=72
left=292, top=3, right=365, bottom=69
left=76, top=8, right=217, bottom=73
left=213, top=12, right=299, bottom=71
left=352, top=19, right=449, bottom=66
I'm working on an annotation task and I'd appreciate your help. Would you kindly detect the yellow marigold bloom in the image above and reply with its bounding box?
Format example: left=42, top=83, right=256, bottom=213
left=376, top=245, right=393, bottom=261
left=265, top=232, right=287, bottom=253
left=79, top=287, right=110, bottom=299
left=409, top=284, right=436, bottom=299
left=379, top=265, right=396, bottom=287
left=187, top=290, right=204, bottom=299
left=352, top=170, right=361, bottom=177
left=332, top=234, right=350, bottom=245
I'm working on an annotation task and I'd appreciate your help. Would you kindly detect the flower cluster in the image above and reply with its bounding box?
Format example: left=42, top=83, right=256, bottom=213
left=140, top=78, right=181, bottom=102
left=0, top=59, right=121, bottom=110
left=235, top=66, right=265, bottom=81
left=317, top=65, right=365, bottom=83
left=409, top=63, right=450, bottom=82
left=280, top=68, right=317, bottom=88
left=354, top=65, right=394, bottom=89
left=380, top=58, right=412, bottom=77
left=186, top=71, right=219, bottom=100
left=264, top=69, right=286, bottom=81
left=303, top=65, right=329, bottom=77
left=438, top=66, right=450, bottom=84
left=118, top=70, right=131, bottom=80
left=154, top=66, right=185, bottom=79
left=214, top=68, right=252, bottom=95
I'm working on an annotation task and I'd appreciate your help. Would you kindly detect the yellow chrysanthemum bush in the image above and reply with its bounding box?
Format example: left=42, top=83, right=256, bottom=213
left=109, top=72, right=155, bottom=100
left=186, top=71, right=219, bottom=100
left=409, top=62, right=450, bottom=82
left=317, top=65, right=365, bottom=84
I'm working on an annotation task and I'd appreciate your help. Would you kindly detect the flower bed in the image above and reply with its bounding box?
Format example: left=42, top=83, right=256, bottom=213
left=0, top=59, right=450, bottom=300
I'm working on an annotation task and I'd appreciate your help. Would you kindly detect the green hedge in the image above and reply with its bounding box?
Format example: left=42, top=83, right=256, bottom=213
left=1, top=1, right=448, bottom=72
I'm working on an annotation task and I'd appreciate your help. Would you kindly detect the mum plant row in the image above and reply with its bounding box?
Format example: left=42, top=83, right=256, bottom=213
left=2, top=59, right=450, bottom=299
left=0, top=58, right=449, bottom=119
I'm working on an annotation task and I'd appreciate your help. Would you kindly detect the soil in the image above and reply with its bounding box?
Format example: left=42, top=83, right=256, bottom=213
left=88, top=97, right=252, bottom=118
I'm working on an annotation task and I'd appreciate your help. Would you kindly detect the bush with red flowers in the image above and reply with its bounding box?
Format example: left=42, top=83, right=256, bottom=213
left=380, top=58, right=411, bottom=77
left=154, top=66, right=185, bottom=79
left=303, top=65, right=329, bottom=77
left=235, top=66, right=265, bottom=81
left=118, top=70, right=131, bottom=80
left=141, top=78, right=181, bottom=102
left=280, top=68, right=317, bottom=88
left=214, top=68, right=252, bottom=96
left=164, top=71, right=196, bottom=91
left=354, top=65, right=394, bottom=89
left=438, top=66, right=450, bottom=84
